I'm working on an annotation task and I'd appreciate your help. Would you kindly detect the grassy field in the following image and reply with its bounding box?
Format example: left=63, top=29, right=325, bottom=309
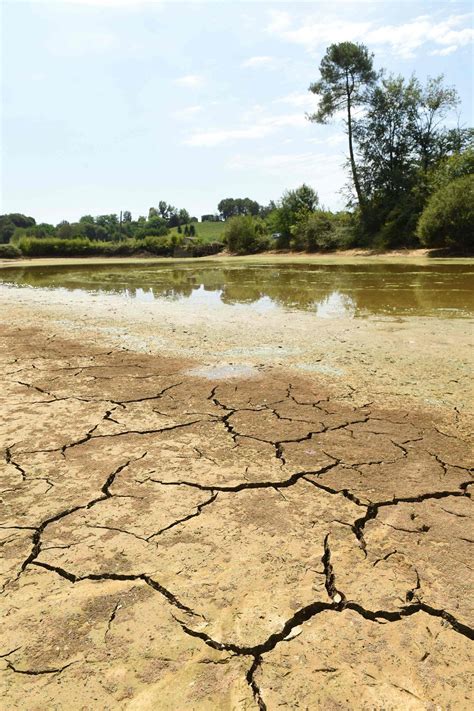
left=170, top=221, right=225, bottom=244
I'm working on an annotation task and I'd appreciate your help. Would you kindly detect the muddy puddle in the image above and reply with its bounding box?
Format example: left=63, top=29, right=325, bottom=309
left=1, top=260, right=473, bottom=318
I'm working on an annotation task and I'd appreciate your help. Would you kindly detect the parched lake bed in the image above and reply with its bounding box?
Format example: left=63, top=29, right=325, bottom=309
left=1, top=257, right=473, bottom=710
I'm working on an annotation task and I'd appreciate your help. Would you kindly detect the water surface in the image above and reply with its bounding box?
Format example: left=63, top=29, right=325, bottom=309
left=1, top=261, right=473, bottom=318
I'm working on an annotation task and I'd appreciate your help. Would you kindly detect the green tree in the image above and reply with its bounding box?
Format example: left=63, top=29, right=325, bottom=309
left=218, top=198, right=237, bottom=220
left=218, top=197, right=261, bottom=220
left=428, top=146, right=474, bottom=191
left=351, top=72, right=464, bottom=246
left=178, top=208, right=190, bottom=225
left=308, top=42, right=377, bottom=215
left=413, top=75, right=459, bottom=174
left=269, top=185, right=319, bottom=248
left=0, top=214, right=36, bottom=243
left=355, top=75, right=419, bottom=203
left=417, top=174, right=474, bottom=251
left=57, top=221, right=73, bottom=240
left=224, top=216, right=269, bottom=254
left=291, top=211, right=335, bottom=251
left=34, top=223, right=56, bottom=239
left=136, top=215, right=169, bottom=239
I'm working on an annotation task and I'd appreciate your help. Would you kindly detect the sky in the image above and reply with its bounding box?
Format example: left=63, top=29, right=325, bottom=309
left=1, top=0, right=473, bottom=224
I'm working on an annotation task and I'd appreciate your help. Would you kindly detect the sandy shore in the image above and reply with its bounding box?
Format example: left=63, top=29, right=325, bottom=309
left=1, top=269, right=473, bottom=709
left=1, top=248, right=473, bottom=269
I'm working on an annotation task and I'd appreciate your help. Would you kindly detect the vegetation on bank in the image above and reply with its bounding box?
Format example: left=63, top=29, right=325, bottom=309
left=1, top=42, right=472, bottom=259
left=170, top=220, right=225, bottom=244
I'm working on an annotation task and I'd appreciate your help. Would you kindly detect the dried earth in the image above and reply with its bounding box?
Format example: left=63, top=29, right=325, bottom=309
left=0, top=295, right=473, bottom=709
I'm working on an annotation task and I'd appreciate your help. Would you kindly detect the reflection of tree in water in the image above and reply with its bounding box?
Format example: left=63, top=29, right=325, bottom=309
left=2, top=262, right=473, bottom=317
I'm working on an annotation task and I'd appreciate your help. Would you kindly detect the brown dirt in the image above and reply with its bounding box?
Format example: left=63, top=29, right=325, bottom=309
left=0, top=322, right=473, bottom=710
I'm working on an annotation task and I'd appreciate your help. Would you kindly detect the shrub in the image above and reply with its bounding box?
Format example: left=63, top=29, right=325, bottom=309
left=13, top=235, right=224, bottom=259
left=291, top=211, right=333, bottom=251
left=182, top=241, right=223, bottom=257
left=429, top=148, right=474, bottom=192
left=17, top=237, right=91, bottom=256
left=141, top=235, right=183, bottom=255
left=374, top=192, right=423, bottom=250
left=291, top=211, right=354, bottom=252
left=0, top=243, right=22, bottom=258
left=224, top=216, right=269, bottom=254
left=417, top=175, right=474, bottom=252
left=16, top=237, right=138, bottom=257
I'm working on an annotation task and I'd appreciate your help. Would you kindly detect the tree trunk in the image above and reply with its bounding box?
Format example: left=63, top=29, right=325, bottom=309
left=346, top=76, right=365, bottom=216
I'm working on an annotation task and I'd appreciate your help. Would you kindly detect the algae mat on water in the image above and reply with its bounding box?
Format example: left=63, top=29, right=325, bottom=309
left=0, top=322, right=473, bottom=710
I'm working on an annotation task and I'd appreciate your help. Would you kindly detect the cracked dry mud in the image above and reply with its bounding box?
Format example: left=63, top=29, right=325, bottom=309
left=1, top=324, right=473, bottom=710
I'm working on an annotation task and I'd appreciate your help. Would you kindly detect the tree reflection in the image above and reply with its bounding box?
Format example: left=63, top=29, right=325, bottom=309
left=1, top=262, right=472, bottom=318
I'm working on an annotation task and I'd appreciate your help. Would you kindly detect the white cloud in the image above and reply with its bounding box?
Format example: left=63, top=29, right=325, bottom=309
left=184, top=112, right=308, bottom=147
left=50, top=30, right=119, bottom=55
left=267, top=10, right=292, bottom=34
left=175, top=74, right=205, bottom=89
left=275, top=91, right=319, bottom=110
left=267, top=114, right=307, bottom=129
left=27, top=0, right=163, bottom=6
left=267, top=10, right=474, bottom=59
left=172, top=105, right=203, bottom=121
left=308, top=134, right=346, bottom=147
left=229, top=151, right=316, bottom=172
left=431, top=45, right=458, bottom=56
left=241, top=55, right=276, bottom=69
left=365, top=14, right=474, bottom=58
left=185, top=126, right=269, bottom=147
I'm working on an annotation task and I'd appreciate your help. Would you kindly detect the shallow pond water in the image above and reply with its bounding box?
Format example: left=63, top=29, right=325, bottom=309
left=1, top=260, right=473, bottom=318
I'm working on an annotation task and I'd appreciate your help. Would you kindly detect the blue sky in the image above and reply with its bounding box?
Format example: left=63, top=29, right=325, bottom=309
left=1, top=0, right=473, bottom=224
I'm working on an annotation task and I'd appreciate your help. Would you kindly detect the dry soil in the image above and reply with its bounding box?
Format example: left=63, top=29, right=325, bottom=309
left=0, top=276, right=473, bottom=710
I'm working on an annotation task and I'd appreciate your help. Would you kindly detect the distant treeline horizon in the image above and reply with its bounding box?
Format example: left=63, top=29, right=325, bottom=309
left=1, top=42, right=473, bottom=259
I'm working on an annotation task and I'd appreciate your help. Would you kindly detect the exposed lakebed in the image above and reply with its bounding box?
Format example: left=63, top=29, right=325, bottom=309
left=1, top=257, right=473, bottom=708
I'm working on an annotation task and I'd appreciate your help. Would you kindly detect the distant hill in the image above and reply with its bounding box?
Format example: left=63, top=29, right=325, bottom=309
left=170, top=221, right=225, bottom=244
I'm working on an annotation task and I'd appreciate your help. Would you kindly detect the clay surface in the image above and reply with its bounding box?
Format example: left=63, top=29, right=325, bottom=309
left=1, top=305, right=473, bottom=709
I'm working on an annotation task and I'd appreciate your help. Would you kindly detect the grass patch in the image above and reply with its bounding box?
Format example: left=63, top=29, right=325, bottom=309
left=170, top=221, right=225, bottom=244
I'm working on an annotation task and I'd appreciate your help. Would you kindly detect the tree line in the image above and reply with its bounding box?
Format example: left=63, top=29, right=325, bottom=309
left=307, top=41, right=473, bottom=251
left=1, top=41, right=472, bottom=259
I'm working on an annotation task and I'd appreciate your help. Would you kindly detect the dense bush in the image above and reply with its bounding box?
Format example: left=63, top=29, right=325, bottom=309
left=0, top=213, right=36, bottom=243
left=291, top=211, right=355, bottom=252
left=224, top=216, right=269, bottom=254
left=135, top=216, right=169, bottom=239
left=0, top=243, right=22, bottom=258
left=417, top=175, right=474, bottom=252
left=429, top=148, right=474, bottom=191
left=182, top=241, right=223, bottom=257
left=17, top=237, right=138, bottom=257
left=141, top=234, right=188, bottom=255
left=267, top=184, right=320, bottom=249
left=372, top=192, right=424, bottom=250
left=14, top=234, right=224, bottom=258
left=291, top=211, right=333, bottom=251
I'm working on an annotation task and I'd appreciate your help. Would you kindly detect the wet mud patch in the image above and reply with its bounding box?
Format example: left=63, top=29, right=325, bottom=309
left=0, top=323, right=472, bottom=710
left=185, top=363, right=258, bottom=380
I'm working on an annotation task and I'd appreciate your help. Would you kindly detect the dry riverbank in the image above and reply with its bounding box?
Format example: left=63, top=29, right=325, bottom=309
left=1, top=248, right=472, bottom=270
left=1, top=268, right=473, bottom=709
